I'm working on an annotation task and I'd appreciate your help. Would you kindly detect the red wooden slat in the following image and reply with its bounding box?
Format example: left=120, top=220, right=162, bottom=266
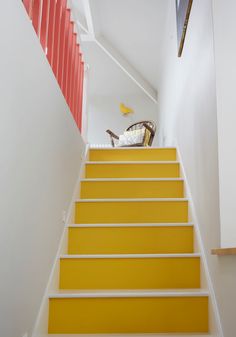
left=69, top=33, right=77, bottom=114
left=65, top=21, right=74, bottom=103
left=23, top=0, right=33, bottom=18
left=62, top=9, right=71, bottom=98
left=52, top=0, right=63, bottom=76
left=73, top=44, right=80, bottom=124
left=40, top=0, right=50, bottom=51
left=32, top=0, right=41, bottom=35
left=57, top=0, right=67, bottom=86
left=67, top=27, right=74, bottom=111
left=72, top=45, right=80, bottom=124
left=47, top=0, right=56, bottom=65
left=74, top=50, right=80, bottom=124
left=76, top=52, right=82, bottom=125
left=75, top=53, right=82, bottom=129
left=76, top=48, right=82, bottom=126
left=78, top=61, right=84, bottom=130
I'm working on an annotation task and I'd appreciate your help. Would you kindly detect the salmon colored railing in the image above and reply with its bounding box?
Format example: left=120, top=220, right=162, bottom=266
left=23, top=0, right=84, bottom=130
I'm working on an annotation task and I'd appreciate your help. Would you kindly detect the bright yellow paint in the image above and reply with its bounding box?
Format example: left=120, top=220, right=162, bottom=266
left=85, top=162, right=180, bottom=178
left=48, top=296, right=208, bottom=333
left=75, top=200, right=188, bottom=224
left=120, top=102, right=134, bottom=115
left=68, top=226, right=193, bottom=254
left=48, top=147, right=209, bottom=334
left=80, top=180, right=184, bottom=199
left=59, top=257, right=200, bottom=289
left=89, top=148, right=177, bottom=161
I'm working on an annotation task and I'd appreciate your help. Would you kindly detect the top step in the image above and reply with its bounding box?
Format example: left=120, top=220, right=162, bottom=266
left=89, top=148, right=177, bottom=162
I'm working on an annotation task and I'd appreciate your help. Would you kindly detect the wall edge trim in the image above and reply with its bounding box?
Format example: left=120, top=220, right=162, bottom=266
left=32, top=143, right=89, bottom=337
left=175, top=140, right=224, bottom=337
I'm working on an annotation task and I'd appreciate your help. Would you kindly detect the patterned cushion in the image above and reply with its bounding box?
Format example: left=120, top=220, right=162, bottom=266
left=117, top=128, right=145, bottom=146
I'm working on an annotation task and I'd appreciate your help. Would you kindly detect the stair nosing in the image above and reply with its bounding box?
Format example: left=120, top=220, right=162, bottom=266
left=76, top=198, right=188, bottom=203
left=46, top=332, right=212, bottom=337
left=89, top=147, right=177, bottom=151
left=80, top=178, right=184, bottom=182
left=86, top=161, right=179, bottom=165
left=60, top=253, right=200, bottom=259
left=49, top=289, right=209, bottom=299
left=67, top=223, right=194, bottom=228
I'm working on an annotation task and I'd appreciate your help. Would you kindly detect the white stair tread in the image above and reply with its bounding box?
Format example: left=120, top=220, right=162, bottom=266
left=60, top=253, right=200, bottom=259
left=81, top=178, right=184, bottom=182
left=76, top=198, right=188, bottom=203
left=89, top=147, right=177, bottom=150
left=49, top=289, right=209, bottom=299
left=47, top=333, right=212, bottom=337
left=67, top=223, right=194, bottom=228
left=86, top=161, right=179, bottom=165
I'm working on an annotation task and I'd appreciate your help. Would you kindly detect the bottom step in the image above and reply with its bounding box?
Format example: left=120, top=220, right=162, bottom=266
left=48, top=293, right=208, bottom=334
left=48, top=335, right=211, bottom=337
left=48, top=333, right=212, bottom=337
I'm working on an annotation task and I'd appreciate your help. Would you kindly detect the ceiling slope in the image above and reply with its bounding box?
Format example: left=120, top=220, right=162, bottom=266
left=71, top=0, right=170, bottom=100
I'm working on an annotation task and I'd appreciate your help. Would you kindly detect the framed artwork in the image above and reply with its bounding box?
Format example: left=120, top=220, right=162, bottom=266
left=176, top=0, right=193, bottom=57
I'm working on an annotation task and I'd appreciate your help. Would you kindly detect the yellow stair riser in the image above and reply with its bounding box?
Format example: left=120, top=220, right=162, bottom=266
left=80, top=180, right=184, bottom=199
left=48, top=296, right=208, bottom=334
left=59, top=257, right=200, bottom=289
left=85, top=163, right=180, bottom=178
left=89, top=148, right=177, bottom=161
left=75, top=201, right=188, bottom=224
left=68, top=226, right=194, bottom=254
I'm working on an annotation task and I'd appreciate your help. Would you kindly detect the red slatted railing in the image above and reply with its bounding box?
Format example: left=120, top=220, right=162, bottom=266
left=22, top=0, right=84, bottom=131
left=40, top=0, right=50, bottom=51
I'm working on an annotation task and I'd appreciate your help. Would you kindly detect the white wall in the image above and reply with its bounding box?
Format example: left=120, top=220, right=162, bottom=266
left=0, top=2, right=85, bottom=337
left=158, top=1, right=236, bottom=336
left=80, top=35, right=159, bottom=146
left=212, top=0, right=236, bottom=248
left=87, top=94, right=158, bottom=145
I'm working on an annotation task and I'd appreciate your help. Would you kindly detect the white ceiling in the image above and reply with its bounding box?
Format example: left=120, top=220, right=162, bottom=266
left=71, top=0, right=170, bottom=98
left=82, top=42, right=143, bottom=96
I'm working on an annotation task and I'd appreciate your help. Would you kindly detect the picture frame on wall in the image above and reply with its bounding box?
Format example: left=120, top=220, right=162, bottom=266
left=176, top=0, right=193, bottom=57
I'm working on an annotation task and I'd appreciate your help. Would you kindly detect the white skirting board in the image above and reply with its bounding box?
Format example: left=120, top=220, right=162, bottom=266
left=31, top=145, right=90, bottom=337
left=175, top=143, right=224, bottom=337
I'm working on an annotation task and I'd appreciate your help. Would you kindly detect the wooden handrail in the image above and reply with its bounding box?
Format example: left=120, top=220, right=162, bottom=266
left=211, top=247, right=236, bottom=256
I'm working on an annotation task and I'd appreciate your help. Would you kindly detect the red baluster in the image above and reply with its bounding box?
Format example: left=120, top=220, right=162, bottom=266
left=72, top=45, right=80, bottom=124
left=69, top=33, right=77, bottom=115
left=40, top=0, right=50, bottom=51
left=65, top=21, right=74, bottom=103
left=52, top=0, right=63, bottom=76
left=32, top=0, right=41, bottom=35
left=47, top=0, right=56, bottom=65
left=75, top=52, right=82, bottom=127
left=62, top=10, right=71, bottom=98
left=58, top=0, right=67, bottom=86
left=23, top=0, right=33, bottom=18
left=78, top=61, right=84, bottom=130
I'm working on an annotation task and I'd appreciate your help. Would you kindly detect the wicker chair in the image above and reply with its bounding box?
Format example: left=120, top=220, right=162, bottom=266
left=106, top=121, right=156, bottom=147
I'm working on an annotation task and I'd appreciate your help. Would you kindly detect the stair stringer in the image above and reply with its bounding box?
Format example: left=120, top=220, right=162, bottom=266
left=32, top=144, right=90, bottom=337
left=176, top=145, right=224, bottom=337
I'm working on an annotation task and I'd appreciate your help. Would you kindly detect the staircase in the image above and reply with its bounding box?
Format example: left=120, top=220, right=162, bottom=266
left=48, top=147, right=209, bottom=335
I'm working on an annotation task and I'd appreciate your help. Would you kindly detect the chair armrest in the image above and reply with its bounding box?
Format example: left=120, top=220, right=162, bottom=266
left=106, top=129, right=119, bottom=147
left=106, top=129, right=119, bottom=139
left=143, top=123, right=155, bottom=136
